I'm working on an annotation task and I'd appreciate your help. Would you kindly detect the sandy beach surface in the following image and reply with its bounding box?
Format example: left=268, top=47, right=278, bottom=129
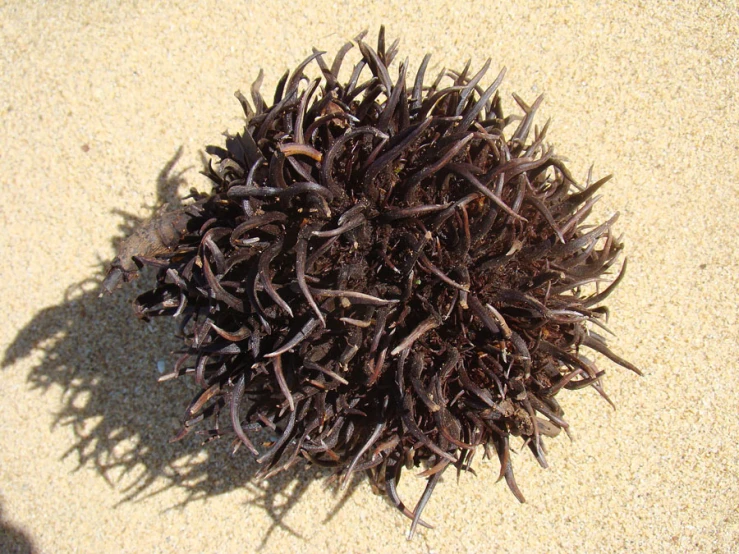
left=2, top=1, right=738, bottom=552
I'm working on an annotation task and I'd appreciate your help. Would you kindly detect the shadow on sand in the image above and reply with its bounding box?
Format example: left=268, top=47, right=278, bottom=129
left=0, top=497, right=38, bottom=554
left=2, top=149, right=362, bottom=548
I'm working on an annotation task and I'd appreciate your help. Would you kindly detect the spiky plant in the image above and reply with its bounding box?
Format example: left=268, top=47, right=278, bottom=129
left=105, top=28, right=640, bottom=536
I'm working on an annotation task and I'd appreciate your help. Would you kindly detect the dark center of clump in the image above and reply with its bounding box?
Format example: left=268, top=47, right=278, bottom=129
left=105, top=28, right=639, bottom=536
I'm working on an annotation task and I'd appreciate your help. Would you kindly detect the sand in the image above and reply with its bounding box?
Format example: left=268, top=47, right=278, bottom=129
left=1, top=1, right=738, bottom=552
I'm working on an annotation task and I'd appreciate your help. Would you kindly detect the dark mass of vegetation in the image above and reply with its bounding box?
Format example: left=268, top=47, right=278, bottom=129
left=105, top=28, right=639, bottom=536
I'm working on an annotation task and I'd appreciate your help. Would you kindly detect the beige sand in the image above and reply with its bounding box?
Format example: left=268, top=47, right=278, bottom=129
left=1, top=1, right=738, bottom=552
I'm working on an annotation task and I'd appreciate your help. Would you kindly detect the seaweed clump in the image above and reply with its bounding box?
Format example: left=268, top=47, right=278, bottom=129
left=105, top=29, right=640, bottom=536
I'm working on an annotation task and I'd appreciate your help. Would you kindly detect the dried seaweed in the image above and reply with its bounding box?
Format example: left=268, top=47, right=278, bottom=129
left=106, top=27, right=639, bottom=537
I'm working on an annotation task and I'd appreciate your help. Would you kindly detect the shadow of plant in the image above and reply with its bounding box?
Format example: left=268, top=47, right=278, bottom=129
left=0, top=497, right=38, bottom=554
left=2, top=148, right=362, bottom=546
